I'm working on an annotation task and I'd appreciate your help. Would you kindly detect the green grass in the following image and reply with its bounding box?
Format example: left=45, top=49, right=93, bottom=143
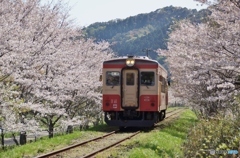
left=0, top=132, right=80, bottom=158
left=0, top=126, right=113, bottom=158
left=97, top=109, right=198, bottom=158
left=0, top=109, right=197, bottom=158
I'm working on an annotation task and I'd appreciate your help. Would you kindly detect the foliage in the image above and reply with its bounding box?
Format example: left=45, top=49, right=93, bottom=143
left=83, top=6, right=210, bottom=61
left=0, top=0, right=113, bottom=138
left=183, top=112, right=240, bottom=157
left=158, top=2, right=240, bottom=156
left=158, top=0, right=240, bottom=116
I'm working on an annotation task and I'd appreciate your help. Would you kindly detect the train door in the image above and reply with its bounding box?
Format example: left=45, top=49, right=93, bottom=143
left=122, top=69, right=138, bottom=108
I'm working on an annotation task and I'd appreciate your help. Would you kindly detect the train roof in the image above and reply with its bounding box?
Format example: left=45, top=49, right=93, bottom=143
left=103, top=55, right=167, bottom=72
left=104, top=56, right=156, bottom=63
left=106, top=55, right=167, bottom=68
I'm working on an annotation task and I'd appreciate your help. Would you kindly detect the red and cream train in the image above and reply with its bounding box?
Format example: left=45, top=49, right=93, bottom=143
left=100, top=55, right=169, bottom=128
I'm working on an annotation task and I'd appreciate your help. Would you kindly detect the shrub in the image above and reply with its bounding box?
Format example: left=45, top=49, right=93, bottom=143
left=183, top=114, right=240, bottom=158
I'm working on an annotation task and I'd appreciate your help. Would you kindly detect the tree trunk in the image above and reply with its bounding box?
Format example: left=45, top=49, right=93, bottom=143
left=48, top=121, right=54, bottom=138
left=12, top=133, right=19, bottom=146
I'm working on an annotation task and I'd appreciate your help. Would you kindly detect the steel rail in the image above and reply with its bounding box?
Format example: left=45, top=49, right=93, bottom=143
left=166, top=107, right=186, bottom=115
left=165, top=108, right=186, bottom=119
left=35, top=130, right=117, bottom=158
left=82, top=131, right=140, bottom=158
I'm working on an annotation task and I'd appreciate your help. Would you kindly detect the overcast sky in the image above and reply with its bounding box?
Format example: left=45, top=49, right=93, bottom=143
left=64, top=0, right=207, bottom=26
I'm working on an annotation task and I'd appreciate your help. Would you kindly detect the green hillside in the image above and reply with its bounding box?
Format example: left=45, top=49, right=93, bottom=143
left=83, top=6, right=210, bottom=66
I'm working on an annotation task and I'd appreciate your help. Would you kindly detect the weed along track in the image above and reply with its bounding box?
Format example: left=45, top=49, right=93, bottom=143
left=35, top=108, right=185, bottom=158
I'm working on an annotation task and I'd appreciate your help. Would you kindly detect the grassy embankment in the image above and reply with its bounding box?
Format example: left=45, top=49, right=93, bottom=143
left=0, top=108, right=197, bottom=158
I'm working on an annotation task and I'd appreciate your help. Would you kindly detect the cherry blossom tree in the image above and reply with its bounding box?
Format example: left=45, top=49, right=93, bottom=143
left=158, top=0, right=240, bottom=116
left=0, top=0, right=113, bottom=138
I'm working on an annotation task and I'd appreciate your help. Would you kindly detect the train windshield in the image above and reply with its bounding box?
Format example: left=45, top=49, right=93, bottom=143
left=106, top=71, right=120, bottom=86
left=141, top=72, right=155, bottom=86
left=126, top=73, right=134, bottom=85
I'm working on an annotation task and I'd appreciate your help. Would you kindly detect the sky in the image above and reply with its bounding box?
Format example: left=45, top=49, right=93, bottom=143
left=64, top=0, right=208, bottom=26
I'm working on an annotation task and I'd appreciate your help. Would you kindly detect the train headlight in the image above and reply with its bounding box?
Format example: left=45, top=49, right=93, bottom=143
left=126, top=59, right=135, bottom=67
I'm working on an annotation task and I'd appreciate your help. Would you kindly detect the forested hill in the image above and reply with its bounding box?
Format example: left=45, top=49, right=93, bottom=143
left=83, top=6, right=210, bottom=64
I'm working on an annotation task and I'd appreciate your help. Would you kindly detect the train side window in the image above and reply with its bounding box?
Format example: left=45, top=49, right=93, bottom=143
left=126, top=73, right=134, bottom=85
left=141, top=72, right=155, bottom=86
left=160, top=76, right=167, bottom=93
left=106, top=71, right=120, bottom=86
left=159, top=75, right=162, bottom=82
left=161, top=79, right=165, bottom=93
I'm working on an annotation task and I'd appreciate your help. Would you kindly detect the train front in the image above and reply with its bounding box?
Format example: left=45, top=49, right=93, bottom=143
left=101, top=56, right=168, bottom=128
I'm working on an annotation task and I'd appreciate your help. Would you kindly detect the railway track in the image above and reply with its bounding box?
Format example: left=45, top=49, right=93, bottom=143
left=34, top=130, right=116, bottom=158
left=165, top=108, right=186, bottom=119
left=35, top=108, right=185, bottom=158
left=35, top=130, right=139, bottom=158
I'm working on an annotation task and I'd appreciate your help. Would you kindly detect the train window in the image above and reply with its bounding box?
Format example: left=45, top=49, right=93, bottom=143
left=159, top=75, right=163, bottom=82
left=158, top=75, right=167, bottom=92
left=126, top=73, right=134, bottom=85
left=161, top=79, right=166, bottom=93
left=106, top=71, right=120, bottom=86
left=141, top=72, right=155, bottom=86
